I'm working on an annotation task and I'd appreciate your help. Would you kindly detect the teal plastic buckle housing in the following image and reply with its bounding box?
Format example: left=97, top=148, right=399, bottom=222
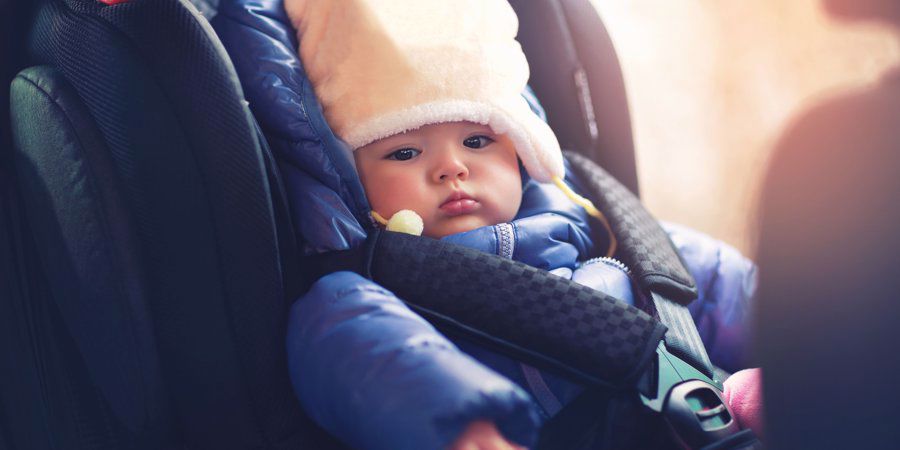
left=641, top=341, right=721, bottom=411
left=641, top=342, right=741, bottom=449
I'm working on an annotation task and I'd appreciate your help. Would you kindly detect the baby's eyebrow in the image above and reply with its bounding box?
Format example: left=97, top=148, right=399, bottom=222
left=387, top=143, right=419, bottom=151
left=472, top=126, right=497, bottom=135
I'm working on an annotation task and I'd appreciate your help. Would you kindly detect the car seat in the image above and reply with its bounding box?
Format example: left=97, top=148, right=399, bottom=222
left=0, top=0, right=736, bottom=449
left=1, top=0, right=339, bottom=448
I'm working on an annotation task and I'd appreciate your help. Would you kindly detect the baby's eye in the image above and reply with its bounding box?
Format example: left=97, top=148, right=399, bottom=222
left=463, top=135, right=494, bottom=149
left=386, top=148, right=421, bottom=161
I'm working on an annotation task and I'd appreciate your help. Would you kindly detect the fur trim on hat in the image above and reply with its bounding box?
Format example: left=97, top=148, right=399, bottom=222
left=285, top=0, right=565, bottom=182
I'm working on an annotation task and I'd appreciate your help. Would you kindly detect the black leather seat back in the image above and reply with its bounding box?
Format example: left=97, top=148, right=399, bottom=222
left=9, top=64, right=173, bottom=449
left=3, top=0, right=336, bottom=448
left=510, top=0, right=639, bottom=196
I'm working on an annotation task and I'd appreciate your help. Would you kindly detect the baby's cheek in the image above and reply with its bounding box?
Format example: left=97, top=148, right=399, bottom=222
left=493, top=185, right=522, bottom=223
left=368, top=179, right=420, bottom=215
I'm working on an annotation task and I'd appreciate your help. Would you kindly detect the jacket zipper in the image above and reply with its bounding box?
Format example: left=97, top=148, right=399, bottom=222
left=580, top=256, right=631, bottom=275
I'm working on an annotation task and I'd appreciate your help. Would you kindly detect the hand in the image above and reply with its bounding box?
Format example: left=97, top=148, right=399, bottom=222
left=447, top=421, right=527, bottom=450
left=723, top=368, right=765, bottom=438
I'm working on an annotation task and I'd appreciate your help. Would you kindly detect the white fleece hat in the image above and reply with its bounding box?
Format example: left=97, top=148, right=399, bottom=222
left=285, top=0, right=566, bottom=183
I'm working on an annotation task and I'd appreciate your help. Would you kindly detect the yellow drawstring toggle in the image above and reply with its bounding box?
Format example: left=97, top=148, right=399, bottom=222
left=371, top=210, right=424, bottom=236
left=552, top=176, right=617, bottom=257
left=371, top=211, right=389, bottom=226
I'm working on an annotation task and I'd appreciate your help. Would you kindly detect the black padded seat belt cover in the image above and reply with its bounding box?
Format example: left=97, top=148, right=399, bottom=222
left=564, top=153, right=697, bottom=302
left=310, top=231, right=667, bottom=388
left=565, top=151, right=715, bottom=378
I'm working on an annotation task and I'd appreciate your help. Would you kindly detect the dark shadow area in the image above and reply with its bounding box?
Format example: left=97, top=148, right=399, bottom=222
left=755, top=2, right=900, bottom=448
left=1, top=0, right=38, bottom=448
left=1, top=0, right=36, bottom=171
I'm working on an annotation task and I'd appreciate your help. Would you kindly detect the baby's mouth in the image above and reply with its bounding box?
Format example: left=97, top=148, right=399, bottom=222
left=439, top=191, right=480, bottom=216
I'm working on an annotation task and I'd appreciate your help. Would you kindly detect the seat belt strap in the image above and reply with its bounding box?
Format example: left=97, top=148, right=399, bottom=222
left=650, top=291, right=715, bottom=380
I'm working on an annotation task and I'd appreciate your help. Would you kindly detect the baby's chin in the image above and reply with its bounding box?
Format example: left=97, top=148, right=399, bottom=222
left=423, top=215, right=506, bottom=238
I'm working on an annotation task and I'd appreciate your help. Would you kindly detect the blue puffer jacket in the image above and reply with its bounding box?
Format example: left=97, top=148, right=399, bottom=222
left=211, top=2, right=757, bottom=449
left=286, top=173, right=756, bottom=450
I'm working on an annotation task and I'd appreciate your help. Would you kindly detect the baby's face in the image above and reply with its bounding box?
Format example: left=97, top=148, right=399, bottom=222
left=355, top=122, right=522, bottom=238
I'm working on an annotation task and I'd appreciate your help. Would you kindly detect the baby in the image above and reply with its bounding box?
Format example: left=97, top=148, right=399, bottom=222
left=285, top=0, right=762, bottom=448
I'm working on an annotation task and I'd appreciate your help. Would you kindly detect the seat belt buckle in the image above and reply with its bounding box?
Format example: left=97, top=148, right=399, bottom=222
left=641, top=342, right=742, bottom=449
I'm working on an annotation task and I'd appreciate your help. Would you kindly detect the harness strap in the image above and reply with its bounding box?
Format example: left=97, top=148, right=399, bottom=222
left=307, top=230, right=667, bottom=388
left=564, top=151, right=698, bottom=302
left=651, top=291, right=716, bottom=381
left=565, top=150, right=715, bottom=378
left=551, top=153, right=755, bottom=449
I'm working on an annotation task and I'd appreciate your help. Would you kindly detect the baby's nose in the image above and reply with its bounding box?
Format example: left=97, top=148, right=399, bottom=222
left=434, top=155, right=469, bottom=182
left=438, top=167, right=468, bottom=181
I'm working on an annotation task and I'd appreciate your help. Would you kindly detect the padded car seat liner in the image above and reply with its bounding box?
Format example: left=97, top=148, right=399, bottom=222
left=8, top=0, right=342, bottom=448
left=11, top=64, right=170, bottom=446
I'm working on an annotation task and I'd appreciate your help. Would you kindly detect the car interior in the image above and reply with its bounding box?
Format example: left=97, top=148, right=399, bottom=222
left=2, top=0, right=896, bottom=449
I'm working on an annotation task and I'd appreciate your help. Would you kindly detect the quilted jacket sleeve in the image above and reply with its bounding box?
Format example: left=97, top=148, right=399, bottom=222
left=663, top=222, right=758, bottom=373
left=286, top=271, right=541, bottom=450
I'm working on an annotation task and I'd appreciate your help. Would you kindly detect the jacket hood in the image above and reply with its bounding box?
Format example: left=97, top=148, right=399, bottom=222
left=212, top=0, right=581, bottom=254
